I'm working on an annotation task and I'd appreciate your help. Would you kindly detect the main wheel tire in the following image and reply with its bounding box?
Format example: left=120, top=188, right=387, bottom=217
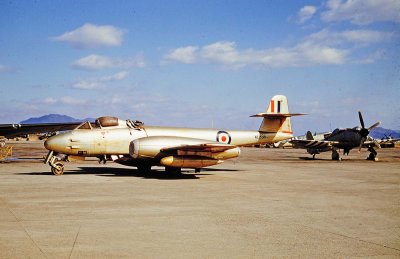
left=367, top=153, right=377, bottom=161
left=51, top=162, right=64, bottom=176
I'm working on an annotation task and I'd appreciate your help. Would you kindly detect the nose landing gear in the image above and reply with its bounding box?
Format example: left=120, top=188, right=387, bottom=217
left=44, top=151, right=66, bottom=176
left=51, top=161, right=65, bottom=176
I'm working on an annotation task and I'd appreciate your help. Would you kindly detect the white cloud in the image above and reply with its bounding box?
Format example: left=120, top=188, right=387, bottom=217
left=72, top=71, right=129, bottom=89
left=61, top=96, right=86, bottom=105
left=163, top=27, right=396, bottom=69
left=306, top=29, right=395, bottom=45
left=339, top=30, right=395, bottom=43
left=53, top=23, right=126, bottom=48
left=72, top=80, right=99, bottom=90
left=73, top=54, right=113, bottom=70
left=297, top=41, right=347, bottom=65
left=100, top=71, right=129, bottom=81
left=163, top=41, right=348, bottom=69
left=321, top=0, right=400, bottom=25
left=354, top=49, right=385, bottom=64
left=72, top=54, right=145, bottom=70
left=0, top=64, right=12, bottom=73
left=163, top=46, right=199, bottom=64
left=43, top=97, right=57, bottom=104
left=202, top=42, right=243, bottom=66
left=298, top=5, right=317, bottom=23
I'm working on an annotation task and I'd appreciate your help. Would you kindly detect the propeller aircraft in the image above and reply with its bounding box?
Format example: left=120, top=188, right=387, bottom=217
left=0, top=95, right=304, bottom=175
left=290, top=111, right=381, bottom=160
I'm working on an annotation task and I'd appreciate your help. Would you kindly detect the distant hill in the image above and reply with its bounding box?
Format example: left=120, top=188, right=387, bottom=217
left=20, top=114, right=96, bottom=124
left=370, top=127, right=400, bottom=139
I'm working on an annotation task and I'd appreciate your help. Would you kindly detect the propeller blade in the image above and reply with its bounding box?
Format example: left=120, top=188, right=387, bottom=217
left=368, top=121, right=381, bottom=131
left=358, top=111, right=365, bottom=129
left=359, top=137, right=366, bottom=151
left=358, top=137, right=366, bottom=152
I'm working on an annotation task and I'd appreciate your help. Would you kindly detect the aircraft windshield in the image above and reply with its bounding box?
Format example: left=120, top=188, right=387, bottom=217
left=75, top=121, right=93, bottom=130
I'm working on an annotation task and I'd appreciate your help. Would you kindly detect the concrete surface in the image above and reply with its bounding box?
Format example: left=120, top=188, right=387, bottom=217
left=0, top=141, right=399, bottom=258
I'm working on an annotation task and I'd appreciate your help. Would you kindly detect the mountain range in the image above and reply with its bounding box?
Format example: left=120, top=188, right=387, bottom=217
left=370, top=127, right=400, bottom=139
left=20, top=114, right=399, bottom=139
left=20, top=114, right=96, bottom=124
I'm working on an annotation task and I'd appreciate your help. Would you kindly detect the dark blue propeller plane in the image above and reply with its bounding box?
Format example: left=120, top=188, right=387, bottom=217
left=291, top=111, right=381, bottom=160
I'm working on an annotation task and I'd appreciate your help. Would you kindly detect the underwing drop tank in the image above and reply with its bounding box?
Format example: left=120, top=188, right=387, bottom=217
left=160, top=156, right=222, bottom=168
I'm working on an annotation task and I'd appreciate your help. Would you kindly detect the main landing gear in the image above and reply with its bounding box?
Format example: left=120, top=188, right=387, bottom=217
left=44, top=151, right=66, bottom=176
left=331, top=148, right=341, bottom=161
left=367, top=146, right=378, bottom=161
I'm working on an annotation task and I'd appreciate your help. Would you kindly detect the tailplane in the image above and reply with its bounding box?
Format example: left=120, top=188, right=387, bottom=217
left=251, top=95, right=305, bottom=134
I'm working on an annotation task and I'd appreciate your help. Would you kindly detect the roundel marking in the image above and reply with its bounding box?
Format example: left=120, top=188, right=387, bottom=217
left=216, top=131, right=232, bottom=144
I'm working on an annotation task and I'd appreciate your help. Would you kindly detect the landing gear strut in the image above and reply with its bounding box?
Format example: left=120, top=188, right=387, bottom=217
left=44, top=151, right=65, bottom=176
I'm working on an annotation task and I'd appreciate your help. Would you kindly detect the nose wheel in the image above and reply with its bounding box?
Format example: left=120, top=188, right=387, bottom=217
left=44, top=151, right=66, bottom=176
left=51, top=161, right=65, bottom=176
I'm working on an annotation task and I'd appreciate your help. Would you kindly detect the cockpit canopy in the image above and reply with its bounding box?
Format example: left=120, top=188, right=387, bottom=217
left=76, top=116, right=127, bottom=130
left=75, top=116, right=144, bottom=130
left=96, top=116, right=121, bottom=127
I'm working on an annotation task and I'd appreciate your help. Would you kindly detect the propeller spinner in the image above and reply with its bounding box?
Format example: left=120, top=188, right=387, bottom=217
left=358, top=111, right=380, bottom=151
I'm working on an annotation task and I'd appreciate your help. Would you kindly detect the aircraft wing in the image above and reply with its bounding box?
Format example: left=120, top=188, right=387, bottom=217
left=161, top=142, right=237, bottom=153
left=290, top=139, right=339, bottom=148
left=0, top=122, right=83, bottom=139
left=362, top=139, right=382, bottom=148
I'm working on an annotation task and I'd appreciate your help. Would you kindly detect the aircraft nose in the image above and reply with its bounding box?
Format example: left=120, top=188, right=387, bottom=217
left=44, top=134, right=67, bottom=152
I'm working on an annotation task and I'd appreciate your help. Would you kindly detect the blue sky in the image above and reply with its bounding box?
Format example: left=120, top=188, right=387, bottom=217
left=1, top=0, right=399, bottom=134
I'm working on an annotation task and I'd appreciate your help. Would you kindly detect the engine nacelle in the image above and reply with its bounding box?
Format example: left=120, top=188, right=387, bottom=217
left=129, top=136, right=240, bottom=162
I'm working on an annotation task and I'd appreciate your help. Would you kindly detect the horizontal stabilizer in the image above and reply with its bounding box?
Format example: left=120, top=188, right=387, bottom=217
left=290, top=139, right=339, bottom=148
left=250, top=113, right=306, bottom=118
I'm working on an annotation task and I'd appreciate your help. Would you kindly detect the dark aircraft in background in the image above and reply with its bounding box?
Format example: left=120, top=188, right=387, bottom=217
left=290, top=111, right=381, bottom=161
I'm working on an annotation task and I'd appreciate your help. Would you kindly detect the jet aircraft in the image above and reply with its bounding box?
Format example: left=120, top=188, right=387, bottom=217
left=0, top=95, right=303, bottom=175
left=290, top=112, right=380, bottom=160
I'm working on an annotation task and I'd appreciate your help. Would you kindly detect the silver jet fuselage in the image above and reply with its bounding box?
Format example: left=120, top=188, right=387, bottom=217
left=45, top=125, right=292, bottom=157
left=42, top=95, right=302, bottom=174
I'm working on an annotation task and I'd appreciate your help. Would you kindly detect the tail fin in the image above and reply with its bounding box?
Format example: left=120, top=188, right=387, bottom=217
left=250, top=95, right=305, bottom=134
left=306, top=131, right=314, bottom=140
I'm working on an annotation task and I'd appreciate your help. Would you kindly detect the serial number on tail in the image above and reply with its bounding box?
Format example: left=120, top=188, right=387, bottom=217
left=255, top=133, right=270, bottom=140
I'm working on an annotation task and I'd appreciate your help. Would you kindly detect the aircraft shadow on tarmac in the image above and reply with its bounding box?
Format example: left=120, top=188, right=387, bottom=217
left=22, top=166, right=239, bottom=180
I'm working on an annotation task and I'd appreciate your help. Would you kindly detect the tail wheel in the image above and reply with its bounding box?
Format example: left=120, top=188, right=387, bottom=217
left=51, top=162, right=64, bottom=176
